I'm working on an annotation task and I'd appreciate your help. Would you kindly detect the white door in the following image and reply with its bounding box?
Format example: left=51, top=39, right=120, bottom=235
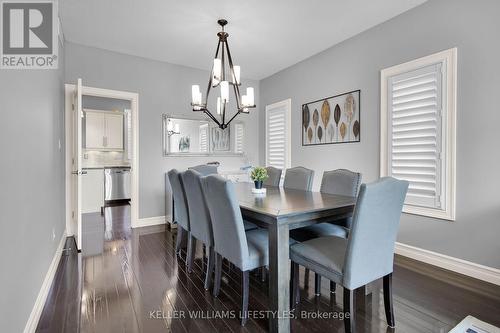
left=105, top=113, right=124, bottom=150
left=72, top=78, right=84, bottom=249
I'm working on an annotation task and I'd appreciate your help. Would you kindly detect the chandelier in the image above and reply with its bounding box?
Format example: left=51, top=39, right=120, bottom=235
left=191, top=19, right=256, bottom=129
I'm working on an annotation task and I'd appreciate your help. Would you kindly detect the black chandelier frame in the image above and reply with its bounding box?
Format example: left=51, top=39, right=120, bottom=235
left=191, top=19, right=256, bottom=129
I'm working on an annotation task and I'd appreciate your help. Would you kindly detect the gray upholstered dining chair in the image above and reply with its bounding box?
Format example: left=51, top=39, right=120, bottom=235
left=263, top=166, right=282, bottom=187
left=189, top=164, right=218, bottom=176
left=290, top=177, right=409, bottom=333
left=201, top=175, right=270, bottom=326
left=290, top=169, right=362, bottom=295
left=283, top=166, right=314, bottom=191
left=167, top=169, right=190, bottom=260
left=180, top=170, right=214, bottom=288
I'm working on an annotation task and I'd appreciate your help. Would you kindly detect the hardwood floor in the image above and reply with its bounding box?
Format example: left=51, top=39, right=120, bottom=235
left=37, top=205, right=500, bottom=332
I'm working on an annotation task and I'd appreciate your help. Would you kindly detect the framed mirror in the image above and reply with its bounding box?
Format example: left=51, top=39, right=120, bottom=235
left=162, top=114, right=245, bottom=156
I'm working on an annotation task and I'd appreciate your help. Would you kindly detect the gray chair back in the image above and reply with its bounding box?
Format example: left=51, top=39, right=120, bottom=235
left=321, top=169, right=362, bottom=228
left=181, top=170, right=213, bottom=246
left=263, top=166, right=282, bottom=187
left=189, top=164, right=218, bottom=176
left=283, top=166, right=314, bottom=191
left=320, top=169, right=362, bottom=197
left=201, top=175, right=249, bottom=268
left=167, top=169, right=189, bottom=230
left=343, top=177, right=408, bottom=290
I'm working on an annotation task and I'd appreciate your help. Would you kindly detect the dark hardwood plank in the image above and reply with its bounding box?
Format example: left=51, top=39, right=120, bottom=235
left=37, top=205, right=500, bottom=333
left=36, top=237, right=81, bottom=333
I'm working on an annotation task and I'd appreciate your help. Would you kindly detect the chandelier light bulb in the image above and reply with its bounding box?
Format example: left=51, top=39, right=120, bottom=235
left=220, top=81, right=229, bottom=102
left=246, top=87, right=254, bottom=106
left=233, top=65, right=241, bottom=84
left=191, top=85, right=201, bottom=104
left=241, top=94, right=248, bottom=107
left=217, top=97, right=221, bottom=115
left=213, top=59, right=222, bottom=82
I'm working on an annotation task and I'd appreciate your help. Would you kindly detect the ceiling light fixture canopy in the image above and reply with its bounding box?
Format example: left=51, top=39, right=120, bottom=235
left=191, top=19, right=256, bottom=129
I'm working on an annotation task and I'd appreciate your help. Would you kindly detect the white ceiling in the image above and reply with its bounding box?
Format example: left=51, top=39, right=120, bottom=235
left=60, top=0, right=427, bottom=80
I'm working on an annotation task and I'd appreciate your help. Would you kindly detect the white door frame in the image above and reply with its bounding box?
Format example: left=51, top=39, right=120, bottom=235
left=65, top=84, right=140, bottom=242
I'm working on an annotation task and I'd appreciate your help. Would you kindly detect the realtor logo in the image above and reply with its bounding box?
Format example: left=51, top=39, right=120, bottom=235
left=1, top=0, right=58, bottom=69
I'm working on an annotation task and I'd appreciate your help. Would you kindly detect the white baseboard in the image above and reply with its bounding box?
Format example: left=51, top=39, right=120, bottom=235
left=395, top=242, right=500, bottom=286
left=24, top=231, right=67, bottom=333
left=133, top=215, right=166, bottom=228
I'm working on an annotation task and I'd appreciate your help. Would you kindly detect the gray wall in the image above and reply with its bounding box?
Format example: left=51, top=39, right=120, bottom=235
left=260, top=0, right=500, bottom=268
left=0, top=42, right=66, bottom=331
left=65, top=42, right=261, bottom=219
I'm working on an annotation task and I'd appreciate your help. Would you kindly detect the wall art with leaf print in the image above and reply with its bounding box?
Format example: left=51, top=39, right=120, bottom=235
left=301, top=90, right=360, bottom=146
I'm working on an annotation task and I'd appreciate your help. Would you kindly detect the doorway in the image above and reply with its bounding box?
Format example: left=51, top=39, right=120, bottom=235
left=65, top=80, right=139, bottom=250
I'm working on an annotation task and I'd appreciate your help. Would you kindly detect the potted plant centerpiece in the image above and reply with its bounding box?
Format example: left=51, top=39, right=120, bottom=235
left=250, top=167, right=268, bottom=190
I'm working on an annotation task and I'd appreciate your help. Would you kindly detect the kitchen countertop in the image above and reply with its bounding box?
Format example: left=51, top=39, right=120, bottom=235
left=83, top=165, right=131, bottom=170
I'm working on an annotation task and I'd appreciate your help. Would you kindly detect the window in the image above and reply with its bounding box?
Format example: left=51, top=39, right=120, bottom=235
left=234, top=122, right=244, bottom=154
left=199, top=123, right=208, bottom=153
left=265, top=99, right=291, bottom=170
left=381, top=48, right=456, bottom=220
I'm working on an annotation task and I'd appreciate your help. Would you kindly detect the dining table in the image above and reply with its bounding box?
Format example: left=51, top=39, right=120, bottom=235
left=233, top=182, right=357, bottom=333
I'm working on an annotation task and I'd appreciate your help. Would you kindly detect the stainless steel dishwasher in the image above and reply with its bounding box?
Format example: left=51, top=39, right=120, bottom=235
left=104, top=167, right=131, bottom=201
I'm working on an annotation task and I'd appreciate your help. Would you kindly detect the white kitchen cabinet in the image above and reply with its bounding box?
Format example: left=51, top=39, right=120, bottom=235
left=85, top=110, right=124, bottom=151
left=104, top=113, right=124, bottom=150
left=85, top=112, right=105, bottom=149
left=82, top=169, right=104, bottom=213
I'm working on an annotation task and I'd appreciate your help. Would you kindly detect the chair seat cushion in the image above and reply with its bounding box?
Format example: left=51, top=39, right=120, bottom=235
left=243, top=220, right=259, bottom=231
left=241, top=229, right=296, bottom=271
left=290, top=223, right=348, bottom=243
left=243, top=229, right=269, bottom=270
left=290, top=236, right=347, bottom=278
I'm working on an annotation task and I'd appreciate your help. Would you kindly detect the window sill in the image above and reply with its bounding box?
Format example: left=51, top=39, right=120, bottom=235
left=403, top=204, right=455, bottom=221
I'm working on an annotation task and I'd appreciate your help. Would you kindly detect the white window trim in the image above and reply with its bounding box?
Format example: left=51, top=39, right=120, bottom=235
left=265, top=98, right=292, bottom=169
left=233, top=122, right=245, bottom=154
left=380, top=48, right=457, bottom=220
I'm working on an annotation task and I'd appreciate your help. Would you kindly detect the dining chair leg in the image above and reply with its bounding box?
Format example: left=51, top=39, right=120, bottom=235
left=204, top=246, right=215, bottom=290
left=175, top=227, right=184, bottom=255
left=343, top=287, right=356, bottom=333
left=314, top=273, right=321, bottom=296
left=330, top=281, right=336, bottom=294
left=304, top=268, right=310, bottom=288
left=186, top=235, right=196, bottom=273
left=290, top=261, right=300, bottom=308
left=241, top=270, right=250, bottom=326
left=383, top=273, right=395, bottom=328
left=202, top=244, right=207, bottom=271
left=213, top=253, right=223, bottom=297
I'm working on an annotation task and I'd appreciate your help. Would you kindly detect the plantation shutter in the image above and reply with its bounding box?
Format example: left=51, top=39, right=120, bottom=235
left=266, top=103, right=289, bottom=170
left=199, top=124, right=208, bottom=152
left=234, top=123, right=244, bottom=154
left=387, top=63, right=443, bottom=209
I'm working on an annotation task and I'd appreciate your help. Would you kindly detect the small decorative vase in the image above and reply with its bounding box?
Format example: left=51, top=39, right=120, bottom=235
left=254, top=180, right=263, bottom=189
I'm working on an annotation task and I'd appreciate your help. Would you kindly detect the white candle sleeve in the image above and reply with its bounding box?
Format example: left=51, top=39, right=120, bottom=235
left=233, top=66, right=240, bottom=84
left=220, top=81, right=229, bottom=101
left=246, top=87, right=254, bottom=106
left=191, top=85, right=200, bottom=104
left=213, top=59, right=221, bottom=81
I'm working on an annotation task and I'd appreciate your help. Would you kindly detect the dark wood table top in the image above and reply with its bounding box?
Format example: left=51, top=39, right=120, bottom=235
left=233, top=182, right=356, bottom=221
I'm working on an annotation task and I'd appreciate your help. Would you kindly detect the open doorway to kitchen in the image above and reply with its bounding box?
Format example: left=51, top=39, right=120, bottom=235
left=64, top=80, right=139, bottom=253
